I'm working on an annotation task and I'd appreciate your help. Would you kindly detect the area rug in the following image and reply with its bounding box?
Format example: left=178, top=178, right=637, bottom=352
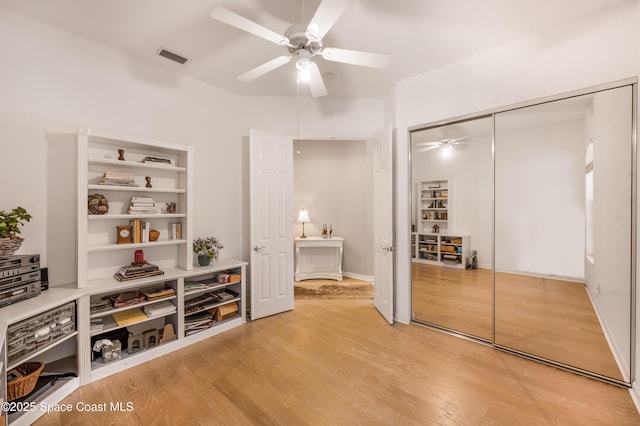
left=294, top=278, right=374, bottom=299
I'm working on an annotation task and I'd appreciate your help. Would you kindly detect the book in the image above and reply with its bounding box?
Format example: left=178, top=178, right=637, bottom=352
left=104, top=171, right=134, bottom=179
left=142, top=156, right=172, bottom=164
left=114, top=269, right=164, bottom=281
left=142, top=286, right=176, bottom=300
left=111, top=291, right=145, bottom=307
left=90, top=318, right=105, bottom=332
left=134, top=219, right=141, bottom=243
left=168, top=222, right=182, bottom=240
left=115, top=262, right=160, bottom=276
left=112, top=308, right=147, bottom=326
left=144, top=301, right=176, bottom=317
left=215, top=291, right=236, bottom=301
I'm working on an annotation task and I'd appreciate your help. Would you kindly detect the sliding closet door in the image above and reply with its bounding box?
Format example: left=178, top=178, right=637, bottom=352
left=494, top=86, right=633, bottom=382
left=411, top=116, right=494, bottom=340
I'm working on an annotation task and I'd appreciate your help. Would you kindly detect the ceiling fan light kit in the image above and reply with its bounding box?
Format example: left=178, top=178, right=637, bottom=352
left=209, top=0, right=390, bottom=97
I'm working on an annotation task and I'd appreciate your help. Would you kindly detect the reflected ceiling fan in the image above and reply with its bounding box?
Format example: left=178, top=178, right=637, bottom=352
left=210, top=0, right=390, bottom=97
left=415, top=134, right=470, bottom=153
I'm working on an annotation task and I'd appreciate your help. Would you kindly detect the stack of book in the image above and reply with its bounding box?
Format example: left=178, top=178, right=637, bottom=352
left=90, top=318, right=105, bottom=333
left=129, top=197, right=160, bottom=214
left=215, top=290, right=236, bottom=301
left=184, top=278, right=218, bottom=294
left=185, top=313, right=213, bottom=336
left=110, top=290, right=146, bottom=308
left=114, top=262, right=164, bottom=282
left=143, top=300, right=176, bottom=317
left=141, top=286, right=176, bottom=301
left=90, top=299, right=113, bottom=315
left=99, top=171, right=137, bottom=187
left=184, top=292, right=221, bottom=315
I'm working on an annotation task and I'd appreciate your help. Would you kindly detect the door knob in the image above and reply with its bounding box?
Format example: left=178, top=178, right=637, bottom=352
left=253, top=245, right=266, bottom=252
left=382, top=246, right=394, bottom=252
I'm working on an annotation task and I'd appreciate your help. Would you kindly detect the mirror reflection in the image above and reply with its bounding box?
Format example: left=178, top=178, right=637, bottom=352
left=494, top=86, right=633, bottom=382
left=410, top=83, right=634, bottom=384
left=411, top=116, right=494, bottom=340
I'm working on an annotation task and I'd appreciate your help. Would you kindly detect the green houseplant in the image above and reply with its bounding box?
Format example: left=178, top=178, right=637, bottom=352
left=193, top=236, right=223, bottom=266
left=0, top=206, right=32, bottom=256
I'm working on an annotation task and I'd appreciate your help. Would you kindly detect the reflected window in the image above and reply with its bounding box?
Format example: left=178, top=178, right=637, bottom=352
left=585, top=141, right=594, bottom=262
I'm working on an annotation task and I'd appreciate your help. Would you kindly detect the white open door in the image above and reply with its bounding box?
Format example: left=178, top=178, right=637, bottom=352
left=249, top=129, right=294, bottom=320
left=374, top=126, right=394, bottom=324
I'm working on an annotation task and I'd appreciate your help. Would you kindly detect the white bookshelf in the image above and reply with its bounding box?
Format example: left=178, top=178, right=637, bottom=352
left=77, top=128, right=194, bottom=288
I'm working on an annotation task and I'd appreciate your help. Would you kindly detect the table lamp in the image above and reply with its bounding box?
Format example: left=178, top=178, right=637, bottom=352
left=297, top=209, right=310, bottom=238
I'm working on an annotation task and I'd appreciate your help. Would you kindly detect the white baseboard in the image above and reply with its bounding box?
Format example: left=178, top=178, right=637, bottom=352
left=343, top=272, right=374, bottom=284
left=630, top=385, right=640, bottom=415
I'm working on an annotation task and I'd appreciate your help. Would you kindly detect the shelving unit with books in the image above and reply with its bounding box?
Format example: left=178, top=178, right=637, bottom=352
left=180, top=260, right=246, bottom=344
left=85, top=278, right=180, bottom=381
left=77, top=127, right=194, bottom=288
left=72, top=259, right=247, bottom=384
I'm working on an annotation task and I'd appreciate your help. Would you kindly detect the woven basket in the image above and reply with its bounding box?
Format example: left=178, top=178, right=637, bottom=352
left=0, top=237, right=23, bottom=257
left=7, top=362, right=44, bottom=401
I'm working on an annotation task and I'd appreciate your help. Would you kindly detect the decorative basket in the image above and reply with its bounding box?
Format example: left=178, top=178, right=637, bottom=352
left=0, top=237, right=23, bottom=257
left=7, top=361, right=44, bottom=401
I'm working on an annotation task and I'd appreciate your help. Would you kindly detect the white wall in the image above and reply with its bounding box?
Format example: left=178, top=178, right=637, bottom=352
left=0, top=8, right=243, bottom=286
left=584, top=86, right=634, bottom=380
left=0, top=9, right=385, bottom=288
left=495, top=118, right=585, bottom=279
left=293, top=140, right=372, bottom=278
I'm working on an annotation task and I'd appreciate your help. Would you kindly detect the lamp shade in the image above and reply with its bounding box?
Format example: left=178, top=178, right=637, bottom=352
left=297, top=209, right=310, bottom=223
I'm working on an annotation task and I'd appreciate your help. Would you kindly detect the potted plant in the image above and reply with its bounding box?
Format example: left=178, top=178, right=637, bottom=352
left=0, top=206, right=32, bottom=256
left=193, top=236, right=223, bottom=266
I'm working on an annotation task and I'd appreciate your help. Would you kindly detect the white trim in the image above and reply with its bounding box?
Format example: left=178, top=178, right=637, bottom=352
left=586, top=285, right=631, bottom=382
left=630, top=386, right=640, bottom=415
left=343, top=272, right=374, bottom=284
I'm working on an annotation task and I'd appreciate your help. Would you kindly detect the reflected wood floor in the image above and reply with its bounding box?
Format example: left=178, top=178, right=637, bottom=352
left=412, top=263, right=624, bottom=381
left=36, top=299, right=639, bottom=425
left=412, top=263, right=494, bottom=340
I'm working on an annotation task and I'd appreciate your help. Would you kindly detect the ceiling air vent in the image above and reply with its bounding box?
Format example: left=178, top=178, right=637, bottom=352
left=157, top=48, right=189, bottom=65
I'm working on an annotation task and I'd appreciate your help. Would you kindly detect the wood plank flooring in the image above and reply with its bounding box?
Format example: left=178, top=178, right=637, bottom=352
left=412, top=263, right=624, bottom=381
left=35, top=299, right=639, bottom=425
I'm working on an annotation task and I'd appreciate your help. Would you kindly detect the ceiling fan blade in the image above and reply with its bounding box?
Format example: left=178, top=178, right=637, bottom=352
left=210, top=7, right=289, bottom=46
left=306, top=62, right=328, bottom=98
left=306, top=0, right=352, bottom=41
left=450, top=136, right=469, bottom=144
left=321, top=47, right=390, bottom=69
left=417, top=145, right=440, bottom=153
left=415, top=141, right=441, bottom=146
left=238, top=56, right=291, bottom=82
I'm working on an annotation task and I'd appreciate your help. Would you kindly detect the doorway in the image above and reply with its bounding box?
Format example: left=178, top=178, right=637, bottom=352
left=292, top=139, right=374, bottom=298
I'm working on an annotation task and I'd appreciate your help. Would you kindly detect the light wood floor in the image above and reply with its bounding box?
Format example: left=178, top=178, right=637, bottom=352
left=412, top=263, right=624, bottom=381
left=35, top=299, right=639, bottom=425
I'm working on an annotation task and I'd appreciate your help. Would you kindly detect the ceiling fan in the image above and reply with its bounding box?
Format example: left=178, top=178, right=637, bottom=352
left=210, top=0, right=390, bottom=98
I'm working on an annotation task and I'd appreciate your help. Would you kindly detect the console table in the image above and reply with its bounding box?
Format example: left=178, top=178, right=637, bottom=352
left=295, top=236, right=344, bottom=281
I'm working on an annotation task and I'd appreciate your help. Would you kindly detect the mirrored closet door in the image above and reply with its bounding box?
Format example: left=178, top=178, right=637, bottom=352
left=494, top=85, right=634, bottom=382
left=411, top=116, right=494, bottom=341
left=411, top=81, right=635, bottom=385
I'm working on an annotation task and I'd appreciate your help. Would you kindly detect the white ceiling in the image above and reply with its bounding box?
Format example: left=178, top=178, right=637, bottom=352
left=0, top=0, right=626, bottom=99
